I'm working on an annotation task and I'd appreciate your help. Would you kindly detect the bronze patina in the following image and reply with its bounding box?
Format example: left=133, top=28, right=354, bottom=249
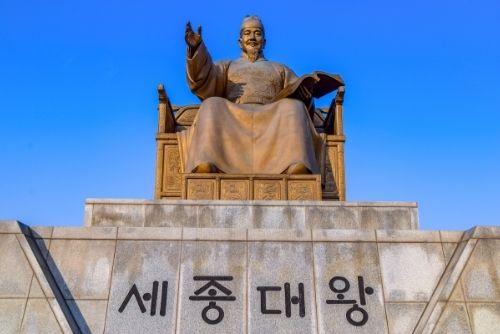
left=179, top=16, right=343, bottom=175
left=153, top=16, right=346, bottom=201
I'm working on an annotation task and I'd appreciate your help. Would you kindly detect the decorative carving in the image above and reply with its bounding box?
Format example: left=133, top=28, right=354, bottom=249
left=163, top=146, right=182, bottom=192
left=174, top=105, right=200, bottom=125
left=288, top=181, right=315, bottom=200
left=221, top=180, right=249, bottom=200
left=182, top=175, right=320, bottom=200
left=187, top=180, right=215, bottom=200
left=254, top=181, right=282, bottom=200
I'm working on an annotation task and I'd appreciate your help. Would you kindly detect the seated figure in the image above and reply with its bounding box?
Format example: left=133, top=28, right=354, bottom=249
left=178, top=15, right=342, bottom=175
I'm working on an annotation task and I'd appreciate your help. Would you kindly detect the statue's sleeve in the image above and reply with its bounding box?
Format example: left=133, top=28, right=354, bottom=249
left=186, top=42, right=228, bottom=100
left=280, top=64, right=299, bottom=90
left=277, top=64, right=315, bottom=116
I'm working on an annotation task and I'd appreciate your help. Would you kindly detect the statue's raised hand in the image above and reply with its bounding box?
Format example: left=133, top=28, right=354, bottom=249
left=185, top=22, right=202, bottom=49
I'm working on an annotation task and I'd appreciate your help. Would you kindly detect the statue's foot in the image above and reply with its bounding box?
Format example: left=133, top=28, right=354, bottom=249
left=286, top=163, right=311, bottom=175
left=193, top=162, right=218, bottom=173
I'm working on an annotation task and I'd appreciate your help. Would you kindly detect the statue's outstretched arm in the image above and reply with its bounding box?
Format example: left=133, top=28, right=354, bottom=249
left=185, top=23, right=227, bottom=100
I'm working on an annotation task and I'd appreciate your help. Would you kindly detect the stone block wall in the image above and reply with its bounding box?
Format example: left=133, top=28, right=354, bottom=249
left=1, top=218, right=499, bottom=333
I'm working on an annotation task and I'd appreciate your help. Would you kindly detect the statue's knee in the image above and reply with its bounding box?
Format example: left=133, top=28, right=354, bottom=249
left=202, top=96, right=225, bottom=108
left=280, top=98, right=305, bottom=110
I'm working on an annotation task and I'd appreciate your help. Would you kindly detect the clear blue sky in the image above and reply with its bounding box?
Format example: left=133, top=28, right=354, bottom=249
left=1, top=0, right=499, bottom=230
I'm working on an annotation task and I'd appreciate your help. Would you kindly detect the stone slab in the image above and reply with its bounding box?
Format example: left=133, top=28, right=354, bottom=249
left=0, top=220, right=21, bottom=233
left=28, top=237, right=52, bottom=298
left=145, top=204, right=198, bottom=228
left=422, top=301, right=445, bottom=334
left=312, top=229, right=376, bottom=242
left=105, top=240, right=181, bottom=333
left=117, top=226, right=182, bottom=240
left=440, top=231, right=464, bottom=243
left=89, top=204, right=146, bottom=227
left=0, top=234, right=34, bottom=298
left=15, top=234, right=56, bottom=300
left=378, top=243, right=446, bottom=302
left=461, top=239, right=500, bottom=301
left=253, top=204, right=299, bottom=229
left=177, top=241, right=246, bottom=334
left=29, top=277, right=47, bottom=299
left=433, top=302, right=472, bottom=334
left=385, top=302, right=426, bottom=334
left=52, top=227, right=117, bottom=239
left=68, top=299, right=108, bottom=334
left=20, top=298, right=63, bottom=333
left=85, top=199, right=419, bottom=230
left=183, top=227, right=247, bottom=241
left=248, top=242, right=317, bottom=334
left=468, top=302, right=500, bottom=334
left=30, top=226, right=54, bottom=239
left=376, top=230, right=441, bottom=242
left=198, top=204, right=253, bottom=228
left=47, top=239, right=116, bottom=299
left=469, top=226, right=500, bottom=239
left=0, top=298, right=26, bottom=334
left=440, top=243, right=465, bottom=301
left=248, top=228, right=311, bottom=241
left=314, top=242, right=388, bottom=333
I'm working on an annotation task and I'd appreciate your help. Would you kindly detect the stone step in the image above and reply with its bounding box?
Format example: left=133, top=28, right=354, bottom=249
left=84, top=199, right=419, bottom=230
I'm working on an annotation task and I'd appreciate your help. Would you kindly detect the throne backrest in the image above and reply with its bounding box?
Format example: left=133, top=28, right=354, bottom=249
left=172, top=104, right=331, bottom=132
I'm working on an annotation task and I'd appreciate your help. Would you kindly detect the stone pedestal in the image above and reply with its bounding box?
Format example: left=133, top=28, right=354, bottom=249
left=1, top=200, right=499, bottom=333
left=84, top=199, right=419, bottom=230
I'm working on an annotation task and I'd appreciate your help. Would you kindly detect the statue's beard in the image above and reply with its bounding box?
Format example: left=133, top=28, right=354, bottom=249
left=242, top=45, right=263, bottom=62
left=246, top=49, right=260, bottom=62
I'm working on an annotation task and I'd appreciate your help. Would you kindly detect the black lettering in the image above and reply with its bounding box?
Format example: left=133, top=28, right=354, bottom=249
left=118, top=284, right=146, bottom=313
left=256, top=286, right=282, bottom=314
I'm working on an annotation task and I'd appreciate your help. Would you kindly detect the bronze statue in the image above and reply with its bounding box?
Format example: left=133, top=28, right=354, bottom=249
left=178, top=16, right=343, bottom=175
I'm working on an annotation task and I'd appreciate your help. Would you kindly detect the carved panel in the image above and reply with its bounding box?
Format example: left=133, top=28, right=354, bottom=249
left=162, top=146, right=182, bottom=192
left=254, top=180, right=282, bottom=200
left=174, top=105, right=199, bottom=125
left=186, top=179, right=216, bottom=200
left=288, top=181, right=316, bottom=200
left=323, top=146, right=338, bottom=193
left=220, top=180, right=250, bottom=200
left=182, top=175, right=321, bottom=201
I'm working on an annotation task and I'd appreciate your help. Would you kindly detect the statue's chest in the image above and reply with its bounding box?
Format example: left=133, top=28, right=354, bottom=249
left=226, top=61, right=282, bottom=104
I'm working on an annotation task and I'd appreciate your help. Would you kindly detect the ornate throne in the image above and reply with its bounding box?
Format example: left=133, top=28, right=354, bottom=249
left=154, top=85, right=346, bottom=201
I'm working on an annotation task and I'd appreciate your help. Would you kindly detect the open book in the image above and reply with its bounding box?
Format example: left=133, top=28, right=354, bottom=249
left=273, top=71, right=344, bottom=102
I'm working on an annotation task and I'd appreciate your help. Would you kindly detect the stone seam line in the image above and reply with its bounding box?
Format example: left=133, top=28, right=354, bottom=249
left=411, top=228, right=478, bottom=334
left=16, top=222, right=81, bottom=334
left=102, top=228, right=119, bottom=333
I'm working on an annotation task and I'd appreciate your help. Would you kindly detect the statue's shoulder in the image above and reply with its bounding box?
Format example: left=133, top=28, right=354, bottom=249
left=264, top=60, right=296, bottom=78
left=265, top=59, right=293, bottom=71
left=215, top=59, right=232, bottom=68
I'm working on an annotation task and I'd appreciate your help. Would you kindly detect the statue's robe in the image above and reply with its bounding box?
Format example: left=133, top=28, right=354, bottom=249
left=178, top=42, right=324, bottom=174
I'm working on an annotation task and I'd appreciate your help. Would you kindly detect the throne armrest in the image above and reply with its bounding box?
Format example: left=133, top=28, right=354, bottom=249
left=323, top=86, right=345, bottom=135
left=157, top=84, right=176, bottom=133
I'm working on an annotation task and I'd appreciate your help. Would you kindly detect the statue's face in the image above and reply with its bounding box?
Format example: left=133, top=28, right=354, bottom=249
left=239, top=20, right=265, bottom=59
